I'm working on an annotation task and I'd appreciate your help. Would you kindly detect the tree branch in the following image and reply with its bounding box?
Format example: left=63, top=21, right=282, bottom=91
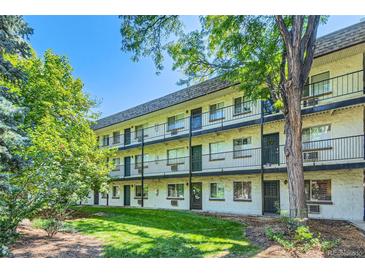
left=301, top=16, right=320, bottom=85
left=275, top=16, right=292, bottom=51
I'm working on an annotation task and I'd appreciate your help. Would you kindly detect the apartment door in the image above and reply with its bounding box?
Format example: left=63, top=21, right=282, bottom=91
left=124, top=156, right=131, bottom=177
left=124, top=128, right=131, bottom=145
left=93, top=189, right=99, bottom=205
left=191, top=145, right=202, bottom=172
left=191, top=107, right=202, bottom=131
left=124, top=185, right=131, bottom=206
left=262, top=133, right=280, bottom=165
left=263, top=180, right=280, bottom=213
left=190, top=182, right=202, bottom=210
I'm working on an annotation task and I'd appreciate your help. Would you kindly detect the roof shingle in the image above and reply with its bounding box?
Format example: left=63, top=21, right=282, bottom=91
left=94, top=21, right=365, bottom=130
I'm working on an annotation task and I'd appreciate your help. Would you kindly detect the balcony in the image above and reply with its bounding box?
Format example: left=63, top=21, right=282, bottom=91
left=101, top=70, right=364, bottom=149
left=109, top=135, right=365, bottom=179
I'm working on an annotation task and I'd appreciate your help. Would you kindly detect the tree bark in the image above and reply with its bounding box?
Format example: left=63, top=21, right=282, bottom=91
left=283, top=82, right=306, bottom=218
left=274, top=15, right=320, bottom=219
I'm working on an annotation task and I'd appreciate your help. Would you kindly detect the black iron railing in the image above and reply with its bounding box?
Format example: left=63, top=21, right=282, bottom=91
left=108, top=135, right=364, bottom=179
left=101, top=70, right=364, bottom=149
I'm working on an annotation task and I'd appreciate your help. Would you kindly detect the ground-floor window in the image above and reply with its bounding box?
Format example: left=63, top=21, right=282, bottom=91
left=210, top=183, right=225, bottom=200
left=167, top=183, right=184, bottom=198
left=233, top=181, right=252, bottom=201
left=135, top=185, right=148, bottom=198
left=305, top=179, right=332, bottom=202
left=112, top=186, right=120, bottom=198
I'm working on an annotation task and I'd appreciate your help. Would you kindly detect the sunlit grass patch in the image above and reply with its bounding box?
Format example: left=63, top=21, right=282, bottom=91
left=69, top=206, right=259, bottom=258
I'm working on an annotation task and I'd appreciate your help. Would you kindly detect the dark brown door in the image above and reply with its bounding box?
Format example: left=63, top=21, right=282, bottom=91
left=94, top=189, right=99, bottom=205
left=191, top=145, right=202, bottom=172
left=190, top=182, right=202, bottom=210
left=263, top=180, right=280, bottom=213
left=124, top=185, right=131, bottom=206
left=124, top=128, right=131, bottom=145
left=262, top=133, right=280, bottom=165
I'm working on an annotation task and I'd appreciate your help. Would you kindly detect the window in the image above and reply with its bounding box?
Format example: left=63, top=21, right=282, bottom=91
left=234, top=97, right=251, bottom=115
left=112, top=186, right=120, bottom=198
left=210, top=141, right=225, bottom=161
left=135, top=125, right=144, bottom=141
left=234, top=182, right=252, bottom=201
left=102, top=135, right=109, bottom=146
left=113, top=131, right=121, bottom=144
left=167, top=113, right=185, bottom=131
left=209, top=102, right=224, bottom=121
left=304, top=71, right=330, bottom=97
left=210, top=183, right=225, bottom=199
left=135, top=154, right=149, bottom=169
left=167, top=148, right=185, bottom=165
left=305, top=180, right=331, bottom=202
left=263, top=99, right=279, bottom=115
left=233, top=137, right=252, bottom=158
left=112, top=158, right=120, bottom=171
left=167, top=184, right=184, bottom=198
left=302, top=124, right=331, bottom=150
left=135, top=185, right=148, bottom=198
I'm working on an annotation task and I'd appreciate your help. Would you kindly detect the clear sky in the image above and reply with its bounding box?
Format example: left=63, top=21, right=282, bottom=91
left=25, top=15, right=364, bottom=118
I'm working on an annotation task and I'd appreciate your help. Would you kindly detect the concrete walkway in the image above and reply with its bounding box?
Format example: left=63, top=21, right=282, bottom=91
left=350, top=221, right=365, bottom=234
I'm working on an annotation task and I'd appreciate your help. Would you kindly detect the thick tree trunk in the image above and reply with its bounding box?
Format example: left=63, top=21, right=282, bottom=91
left=284, top=82, right=307, bottom=218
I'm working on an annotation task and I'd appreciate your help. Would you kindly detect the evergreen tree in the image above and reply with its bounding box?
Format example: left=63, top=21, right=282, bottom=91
left=0, top=16, right=33, bottom=256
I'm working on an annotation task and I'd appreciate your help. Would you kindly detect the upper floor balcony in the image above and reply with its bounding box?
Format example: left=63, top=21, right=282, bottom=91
left=100, top=70, right=364, bottom=149
left=109, top=134, right=365, bottom=179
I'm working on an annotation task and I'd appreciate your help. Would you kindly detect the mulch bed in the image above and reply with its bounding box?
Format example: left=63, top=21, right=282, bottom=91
left=10, top=212, right=365, bottom=258
left=10, top=220, right=102, bottom=258
left=200, top=213, right=365, bottom=258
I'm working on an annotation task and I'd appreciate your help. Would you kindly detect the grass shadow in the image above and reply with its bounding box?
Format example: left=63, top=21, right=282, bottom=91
left=69, top=206, right=259, bottom=258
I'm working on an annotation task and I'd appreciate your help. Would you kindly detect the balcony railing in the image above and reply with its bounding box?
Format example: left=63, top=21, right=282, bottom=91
left=100, top=70, right=364, bottom=149
left=109, top=135, right=364, bottom=179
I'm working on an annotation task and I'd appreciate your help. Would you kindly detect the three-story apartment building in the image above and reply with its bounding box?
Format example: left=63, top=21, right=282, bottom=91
left=84, top=21, right=365, bottom=222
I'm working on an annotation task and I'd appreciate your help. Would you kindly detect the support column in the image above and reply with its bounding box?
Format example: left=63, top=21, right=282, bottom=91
left=260, top=100, right=265, bottom=215
left=188, top=115, right=192, bottom=210
left=141, top=128, right=144, bottom=208
left=363, top=53, right=365, bottom=94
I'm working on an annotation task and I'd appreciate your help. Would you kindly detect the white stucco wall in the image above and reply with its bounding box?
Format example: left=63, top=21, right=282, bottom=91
left=83, top=169, right=364, bottom=221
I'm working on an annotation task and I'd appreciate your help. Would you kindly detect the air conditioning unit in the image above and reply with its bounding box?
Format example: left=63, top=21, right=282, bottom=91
left=170, top=129, right=178, bottom=136
left=171, top=200, right=178, bottom=206
left=303, top=151, right=319, bottom=162
left=170, top=164, right=178, bottom=172
left=308, top=204, right=320, bottom=214
left=303, top=98, right=319, bottom=107
left=137, top=167, right=143, bottom=174
left=137, top=199, right=142, bottom=205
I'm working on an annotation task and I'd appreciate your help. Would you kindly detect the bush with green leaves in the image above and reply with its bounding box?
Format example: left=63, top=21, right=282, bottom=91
left=265, top=218, right=339, bottom=254
left=32, top=217, right=76, bottom=238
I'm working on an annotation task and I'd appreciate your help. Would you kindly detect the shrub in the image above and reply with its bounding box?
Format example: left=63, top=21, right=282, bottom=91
left=0, top=245, right=10, bottom=257
left=32, top=218, right=63, bottom=238
left=32, top=217, right=77, bottom=237
left=266, top=218, right=338, bottom=254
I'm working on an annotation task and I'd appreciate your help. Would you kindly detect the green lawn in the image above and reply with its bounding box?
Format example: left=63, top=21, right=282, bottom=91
left=69, top=206, right=259, bottom=258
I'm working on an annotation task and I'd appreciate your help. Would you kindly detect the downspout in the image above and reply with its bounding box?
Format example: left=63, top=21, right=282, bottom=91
left=260, top=100, right=264, bottom=215
left=363, top=53, right=365, bottom=220
left=141, top=128, right=144, bottom=208
left=189, top=115, right=192, bottom=210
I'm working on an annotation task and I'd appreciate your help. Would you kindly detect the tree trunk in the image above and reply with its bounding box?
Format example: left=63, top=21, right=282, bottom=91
left=284, top=82, right=307, bottom=218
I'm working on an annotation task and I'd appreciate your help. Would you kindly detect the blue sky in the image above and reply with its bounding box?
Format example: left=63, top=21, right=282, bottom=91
left=25, top=15, right=364, bottom=118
